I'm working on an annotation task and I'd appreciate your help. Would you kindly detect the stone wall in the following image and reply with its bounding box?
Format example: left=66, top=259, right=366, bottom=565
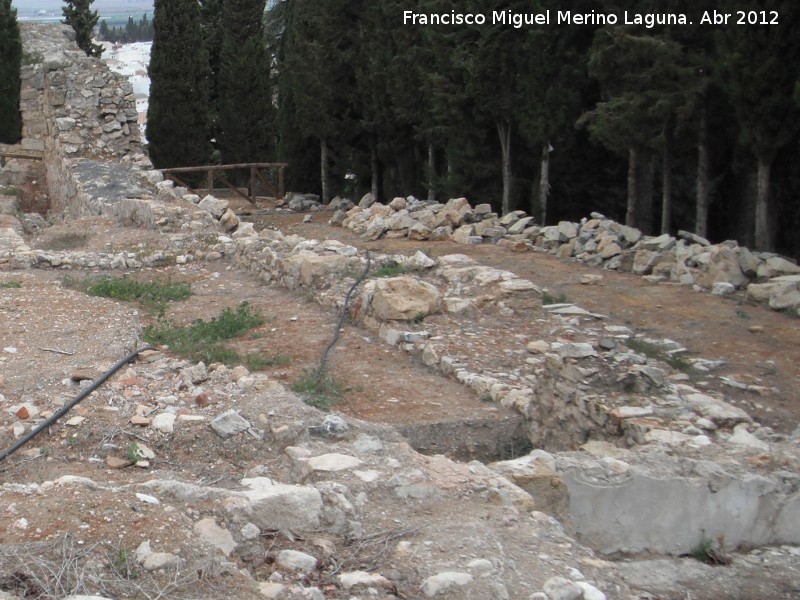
left=1, top=24, right=145, bottom=207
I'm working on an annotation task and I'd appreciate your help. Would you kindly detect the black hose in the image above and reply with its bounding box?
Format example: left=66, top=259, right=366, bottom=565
left=0, top=345, right=152, bottom=463
left=314, top=250, right=371, bottom=381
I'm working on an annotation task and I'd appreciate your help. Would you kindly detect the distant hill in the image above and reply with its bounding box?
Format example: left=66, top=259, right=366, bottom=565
left=13, top=0, right=154, bottom=23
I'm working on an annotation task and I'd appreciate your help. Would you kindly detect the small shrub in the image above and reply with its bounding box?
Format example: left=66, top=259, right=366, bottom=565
left=372, top=259, right=406, bottom=278
left=292, top=368, right=342, bottom=411
left=0, top=185, right=18, bottom=196
left=625, top=337, right=697, bottom=377
left=0, top=280, right=22, bottom=288
left=541, top=290, right=568, bottom=305
left=126, top=442, right=140, bottom=462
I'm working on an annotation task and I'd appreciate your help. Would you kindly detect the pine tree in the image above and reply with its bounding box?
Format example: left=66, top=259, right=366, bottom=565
left=0, top=0, right=22, bottom=144
left=715, top=0, right=800, bottom=251
left=214, top=0, right=273, bottom=167
left=62, top=0, right=103, bottom=57
left=147, top=0, right=211, bottom=169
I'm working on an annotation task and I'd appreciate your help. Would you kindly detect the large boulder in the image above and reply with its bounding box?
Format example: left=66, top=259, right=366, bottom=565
left=370, top=276, right=442, bottom=321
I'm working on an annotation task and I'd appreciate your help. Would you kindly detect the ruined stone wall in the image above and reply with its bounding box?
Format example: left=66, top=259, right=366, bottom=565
left=1, top=24, right=146, bottom=209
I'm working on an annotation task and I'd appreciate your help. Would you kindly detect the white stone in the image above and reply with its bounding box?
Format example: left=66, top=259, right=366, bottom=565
left=151, top=412, right=176, bottom=433
left=211, top=410, right=252, bottom=437
left=258, top=582, right=285, bottom=598
left=301, top=453, right=362, bottom=479
left=728, top=423, right=769, bottom=451
left=420, top=571, right=473, bottom=597
left=576, top=581, right=607, bottom=600
left=276, top=549, right=317, bottom=573
left=543, top=576, right=583, bottom=600
left=338, top=570, right=392, bottom=590
left=194, top=518, right=237, bottom=556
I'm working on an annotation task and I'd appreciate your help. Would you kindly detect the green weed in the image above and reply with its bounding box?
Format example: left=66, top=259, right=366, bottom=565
left=0, top=280, right=22, bottom=288
left=373, top=259, right=406, bottom=278
left=144, top=302, right=265, bottom=367
left=245, top=353, right=291, bottom=371
left=541, top=290, right=568, bottom=305
left=126, top=442, right=140, bottom=462
left=64, top=275, right=191, bottom=315
left=292, top=368, right=342, bottom=411
left=625, top=337, right=697, bottom=377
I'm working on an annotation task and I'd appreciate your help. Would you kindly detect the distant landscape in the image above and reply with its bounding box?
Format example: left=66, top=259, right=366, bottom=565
left=13, top=0, right=153, bottom=25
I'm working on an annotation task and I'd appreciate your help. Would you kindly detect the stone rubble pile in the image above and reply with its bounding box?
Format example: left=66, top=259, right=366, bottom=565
left=0, top=348, right=625, bottom=599
left=325, top=193, right=800, bottom=316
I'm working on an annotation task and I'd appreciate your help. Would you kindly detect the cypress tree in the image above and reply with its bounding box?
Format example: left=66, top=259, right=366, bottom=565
left=62, top=0, right=103, bottom=57
left=147, top=0, right=211, bottom=169
left=215, top=0, right=273, bottom=165
left=0, top=0, right=22, bottom=144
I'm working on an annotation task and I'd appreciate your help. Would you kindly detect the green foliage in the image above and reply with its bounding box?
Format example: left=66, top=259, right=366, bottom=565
left=372, top=260, right=406, bottom=278
left=0, top=280, right=21, bottom=288
left=147, top=0, right=210, bottom=169
left=541, top=290, right=568, bottom=305
left=144, top=302, right=266, bottom=367
left=98, top=13, right=154, bottom=43
left=62, top=0, right=103, bottom=57
left=245, top=353, right=290, bottom=371
left=64, top=275, right=191, bottom=314
left=0, top=0, right=22, bottom=143
left=625, top=337, right=696, bottom=377
left=125, top=442, right=140, bottom=462
left=214, top=0, right=274, bottom=166
left=690, top=531, right=714, bottom=562
left=292, top=368, right=342, bottom=411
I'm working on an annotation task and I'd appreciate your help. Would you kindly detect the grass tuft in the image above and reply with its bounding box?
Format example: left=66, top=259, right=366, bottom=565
left=144, top=302, right=266, bottom=367
left=0, top=280, right=22, bottom=289
left=292, top=368, right=342, bottom=411
left=541, top=290, right=568, bottom=305
left=625, top=337, right=697, bottom=377
left=372, top=259, right=406, bottom=278
left=64, top=275, right=191, bottom=315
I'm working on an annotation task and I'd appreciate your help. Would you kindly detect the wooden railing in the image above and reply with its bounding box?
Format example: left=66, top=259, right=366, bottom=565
left=0, top=149, right=44, bottom=166
left=160, top=162, right=287, bottom=204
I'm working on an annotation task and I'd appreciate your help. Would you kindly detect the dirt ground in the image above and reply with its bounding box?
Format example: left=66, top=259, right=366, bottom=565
left=244, top=201, right=800, bottom=436
left=1, top=195, right=799, bottom=599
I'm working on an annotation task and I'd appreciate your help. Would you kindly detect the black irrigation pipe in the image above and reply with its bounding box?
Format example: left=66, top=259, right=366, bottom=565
left=0, top=345, right=152, bottom=463
left=313, top=250, right=372, bottom=382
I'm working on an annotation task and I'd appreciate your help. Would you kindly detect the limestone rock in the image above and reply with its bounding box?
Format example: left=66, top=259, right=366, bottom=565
left=543, top=576, right=583, bottom=600
left=370, top=276, right=441, bottom=321
left=234, top=477, right=323, bottom=530
left=420, top=571, right=473, bottom=597
left=211, top=410, right=252, bottom=437
left=277, top=549, right=317, bottom=573
left=194, top=518, right=237, bottom=556
left=338, top=570, right=392, bottom=590
left=198, top=195, right=229, bottom=219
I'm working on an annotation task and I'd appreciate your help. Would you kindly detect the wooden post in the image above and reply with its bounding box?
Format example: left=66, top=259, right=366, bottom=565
left=278, top=165, right=285, bottom=199
left=250, top=167, right=257, bottom=204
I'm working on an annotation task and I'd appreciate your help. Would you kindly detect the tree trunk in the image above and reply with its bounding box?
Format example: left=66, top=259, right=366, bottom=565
left=695, top=107, right=710, bottom=238
left=626, top=147, right=638, bottom=228
left=497, top=120, right=512, bottom=215
left=320, top=138, right=330, bottom=203
left=427, top=141, right=436, bottom=201
left=638, top=152, right=655, bottom=235
left=537, top=140, right=550, bottom=225
left=754, top=154, right=774, bottom=251
left=661, top=127, right=672, bottom=234
left=370, top=140, right=379, bottom=200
